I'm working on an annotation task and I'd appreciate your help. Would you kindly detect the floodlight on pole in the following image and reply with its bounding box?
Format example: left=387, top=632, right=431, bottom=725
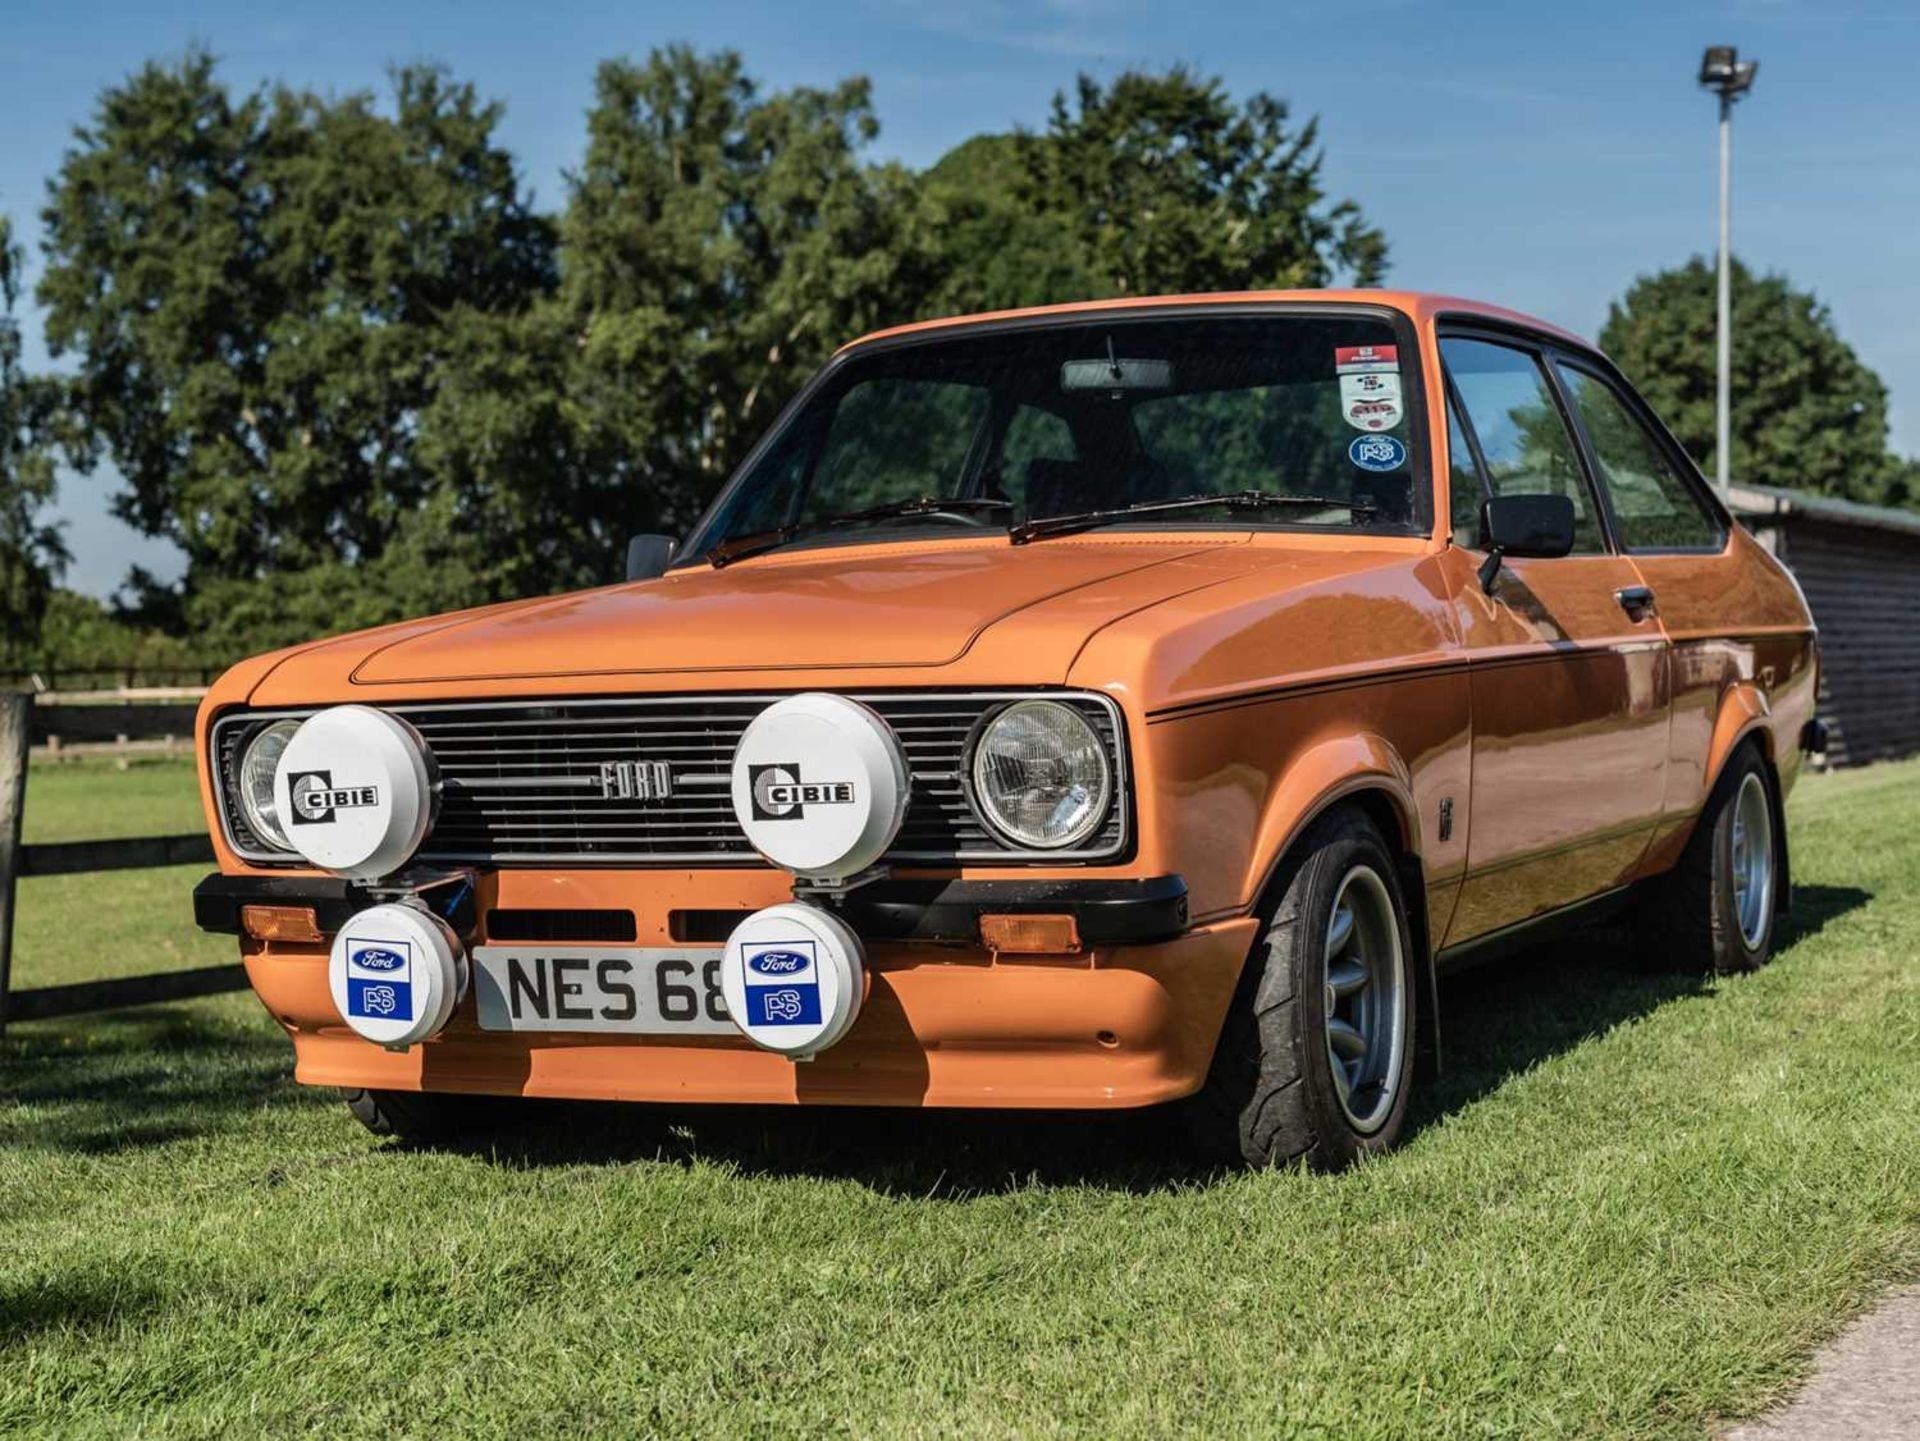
left=1699, top=45, right=1759, bottom=495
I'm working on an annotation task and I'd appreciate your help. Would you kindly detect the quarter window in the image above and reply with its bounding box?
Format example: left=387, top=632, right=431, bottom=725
left=1446, top=396, right=1485, bottom=542
left=1555, top=363, right=1723, bottom=550
left=1441, top=337, right=1603, bottom=555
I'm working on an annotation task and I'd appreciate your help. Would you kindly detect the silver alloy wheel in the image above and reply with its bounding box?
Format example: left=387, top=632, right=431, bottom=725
left=1730, top=771, right=1775, bottom=949
left=1322, top=865, right=1407, bottom=1134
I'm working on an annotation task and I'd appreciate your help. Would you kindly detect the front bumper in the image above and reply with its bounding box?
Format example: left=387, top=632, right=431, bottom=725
left=193, top=872, right=1191, bottom=946
left=201, top=870, right=1244, bottom=1109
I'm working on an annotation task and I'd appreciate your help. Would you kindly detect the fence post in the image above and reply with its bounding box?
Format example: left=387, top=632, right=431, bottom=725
left=0, top=692, right=29, bottom=1035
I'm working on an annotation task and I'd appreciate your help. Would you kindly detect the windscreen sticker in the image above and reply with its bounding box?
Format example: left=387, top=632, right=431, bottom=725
left=1345, top=399, right=1402, bottom=432
left=1340, top=370, right=1404, bottom=431
left=1339, top=371, right=1402, bottom=407
left=1334, top=344, right=1400, bottom=376
left=1349, top=434, right=1409, bottom=472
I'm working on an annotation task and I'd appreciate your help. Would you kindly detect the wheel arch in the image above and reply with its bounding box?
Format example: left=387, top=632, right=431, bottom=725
left=1239, top=737, right=1441, bottom=1076
left=1242, top=733, right=1422, bottom=906
left=1700, top=684, right=1792, bottom=926
left=1704, top=681, right=1776, bottom=796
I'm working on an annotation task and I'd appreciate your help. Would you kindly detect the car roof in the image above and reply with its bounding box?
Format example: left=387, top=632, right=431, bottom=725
left=840, top=290, right=1593, bottom=356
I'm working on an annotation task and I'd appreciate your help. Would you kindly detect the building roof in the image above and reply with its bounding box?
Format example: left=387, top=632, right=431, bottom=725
left=1730, top=482, right=1920, bottom=541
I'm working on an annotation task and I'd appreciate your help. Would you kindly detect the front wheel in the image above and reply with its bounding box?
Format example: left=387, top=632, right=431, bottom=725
left=1186, top=808, right=1417, bottom=1171
left=1636, top=745, right=1783, bottom=974
left=343, top=1088, right=504, bottom=1143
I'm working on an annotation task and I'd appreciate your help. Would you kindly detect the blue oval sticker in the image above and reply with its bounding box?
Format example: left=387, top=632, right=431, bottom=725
left=1348, top=434, right=1408, bottom=472
left=748, top=950, right=809, bottom=976
left=352, top=947, right=406, bottom=972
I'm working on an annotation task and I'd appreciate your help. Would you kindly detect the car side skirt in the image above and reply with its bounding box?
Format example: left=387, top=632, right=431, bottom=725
left=1433, top=885, right=1632, bottom=976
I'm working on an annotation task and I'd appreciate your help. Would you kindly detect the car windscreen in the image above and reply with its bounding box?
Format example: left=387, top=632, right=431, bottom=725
left=682, top=311, right=1427, bottom=559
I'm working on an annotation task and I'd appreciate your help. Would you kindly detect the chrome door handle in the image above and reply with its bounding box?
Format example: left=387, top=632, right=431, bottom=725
left=1615, top=585, right=1656, bottom=621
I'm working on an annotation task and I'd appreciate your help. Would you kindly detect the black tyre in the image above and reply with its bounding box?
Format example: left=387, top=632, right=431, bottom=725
left=1187, top=807, right=1417, bottom=1171
left=343, top=1088, right=500, bottom=1143
left=1636, top=745, right=1782, bottom=974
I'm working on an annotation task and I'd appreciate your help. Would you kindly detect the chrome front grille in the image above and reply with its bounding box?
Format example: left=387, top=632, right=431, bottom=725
left=213, top=691, right=1128, bottom=866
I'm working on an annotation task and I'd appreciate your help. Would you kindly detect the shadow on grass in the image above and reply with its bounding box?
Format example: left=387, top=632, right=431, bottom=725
left=1784, top=882, right=1873, bottom=948
left=1409, top=883, right=1871, bottom=1128
left=0, top=1002, right=304, bottom=1157
left=4, top=885, right=1872, bottom=1190
left=482, top=937, right=1710, bottom=1196
left=0, top=1273, right=163, bottom=1346
left=460, top=883, right=1876, bottom=1194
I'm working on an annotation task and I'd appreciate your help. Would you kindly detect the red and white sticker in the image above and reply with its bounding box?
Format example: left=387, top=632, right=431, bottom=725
left=1340, top=370, right=1403, bottom=431
left=1345, top=397, right=1403, bottom=432
left=1334, top=344, right=1400, bottom=375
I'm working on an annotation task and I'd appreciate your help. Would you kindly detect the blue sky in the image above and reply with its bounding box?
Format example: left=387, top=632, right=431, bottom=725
left=3, top=0, right=1916, bottom=598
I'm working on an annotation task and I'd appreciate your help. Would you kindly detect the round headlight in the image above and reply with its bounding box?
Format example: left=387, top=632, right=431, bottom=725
left=968, top=700, right=1113, bottom=850
left=237, top=719, right=301, bottom=851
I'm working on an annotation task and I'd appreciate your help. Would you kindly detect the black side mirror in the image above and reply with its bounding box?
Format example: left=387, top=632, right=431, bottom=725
left=625, top=534, right=676, bottom=583
left=1476, top=494, right=1575, bottom=593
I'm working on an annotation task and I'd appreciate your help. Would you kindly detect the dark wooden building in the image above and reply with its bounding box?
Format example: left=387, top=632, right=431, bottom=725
left=1733, top=482, right=1920, bottom=767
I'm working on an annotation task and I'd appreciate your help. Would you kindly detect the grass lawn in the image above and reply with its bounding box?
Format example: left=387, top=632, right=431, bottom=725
left=2, top=758, right=1917, bottom=1437
left=10, top=758, right=226, bottom=988
left=20, top=755, right=208, bottom=845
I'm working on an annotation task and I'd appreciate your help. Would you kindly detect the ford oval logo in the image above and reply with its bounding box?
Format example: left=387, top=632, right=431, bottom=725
left=748, top=950, right=808, bottom=976
left=353, top=947, right=405, bottom=972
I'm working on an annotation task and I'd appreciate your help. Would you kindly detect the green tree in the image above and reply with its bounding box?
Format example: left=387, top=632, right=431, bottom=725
left=923, top=68, right=1387, bottom=316
left=554, top=47, right=936, bottom=533
left=36, top=53, right=557, bottom=644
left=1600, top=257, right=1909, bottom=505
left=919, top=135, right=1093, bottom=315
left=0, top=215, right=65, bottom=649
left=0, top=588, right=216, bottom=682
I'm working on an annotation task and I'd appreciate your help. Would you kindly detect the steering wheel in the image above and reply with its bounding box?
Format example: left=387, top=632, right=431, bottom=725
left=901, top=507, right=999, bottom=529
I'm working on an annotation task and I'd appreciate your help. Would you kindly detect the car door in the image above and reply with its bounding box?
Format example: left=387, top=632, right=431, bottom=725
left=1439, top=332, right=1671, bottom=945
left=1547, top=354, right=1817, bottom=860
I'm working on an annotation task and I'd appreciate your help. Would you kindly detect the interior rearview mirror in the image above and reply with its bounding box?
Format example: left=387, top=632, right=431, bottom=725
left=625, top=534, right=676, bottom=583
left=1060, top=357, right=1174, bottom=392
left=1476, top=494, right=1575, bottom=593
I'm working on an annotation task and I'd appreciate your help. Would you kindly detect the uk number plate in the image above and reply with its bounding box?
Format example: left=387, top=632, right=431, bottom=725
left=472, top=948, right=734, bottom=1035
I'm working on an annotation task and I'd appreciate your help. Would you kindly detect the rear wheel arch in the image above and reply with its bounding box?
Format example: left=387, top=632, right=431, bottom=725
left=1636, top=735, right=1788, bottom=972
left=1703, top=684, right=1774, bottom=804
left=1698, top=693, right=1791, bottom=924
left=1727, top=731, right=1793, bottom=929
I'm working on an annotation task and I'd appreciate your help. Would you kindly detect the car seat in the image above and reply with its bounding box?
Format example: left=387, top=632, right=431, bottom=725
left=1022, top=457, right=1109, bottom=519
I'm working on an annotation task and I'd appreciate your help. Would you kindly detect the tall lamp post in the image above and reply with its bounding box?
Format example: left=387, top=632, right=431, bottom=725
left=1699, top=45, right=1759, bottom=495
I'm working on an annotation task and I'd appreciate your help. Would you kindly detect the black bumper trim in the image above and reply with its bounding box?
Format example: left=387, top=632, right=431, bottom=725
left=841, top=875, right=1190, bottom=945
left=193, top=873, right=476, bottom=937
left=193, top=873, right=1190, bottom=947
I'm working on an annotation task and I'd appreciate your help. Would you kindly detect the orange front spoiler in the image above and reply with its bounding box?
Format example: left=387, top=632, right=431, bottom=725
left=244, top=919, right=1257, bottom=1110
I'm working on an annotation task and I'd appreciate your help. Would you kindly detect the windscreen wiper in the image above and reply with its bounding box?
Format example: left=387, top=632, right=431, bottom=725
left=706, top=496, right=1014, bottom=567
left=1008, top=489, right=1378, bottom=545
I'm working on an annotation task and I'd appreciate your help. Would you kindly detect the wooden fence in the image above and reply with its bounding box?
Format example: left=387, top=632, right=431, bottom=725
left=0, top=664, right=227, bottom=692
left=0, top=691, right=243, bottom=1033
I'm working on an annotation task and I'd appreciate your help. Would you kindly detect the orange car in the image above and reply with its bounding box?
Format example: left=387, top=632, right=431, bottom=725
left=192, top=291, right=1818, bottom=1169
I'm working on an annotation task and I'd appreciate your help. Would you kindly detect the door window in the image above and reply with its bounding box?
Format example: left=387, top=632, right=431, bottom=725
left=1441, top=337, right=1603, bottom=554
left=1555, top=363, right=1724, bottom=551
